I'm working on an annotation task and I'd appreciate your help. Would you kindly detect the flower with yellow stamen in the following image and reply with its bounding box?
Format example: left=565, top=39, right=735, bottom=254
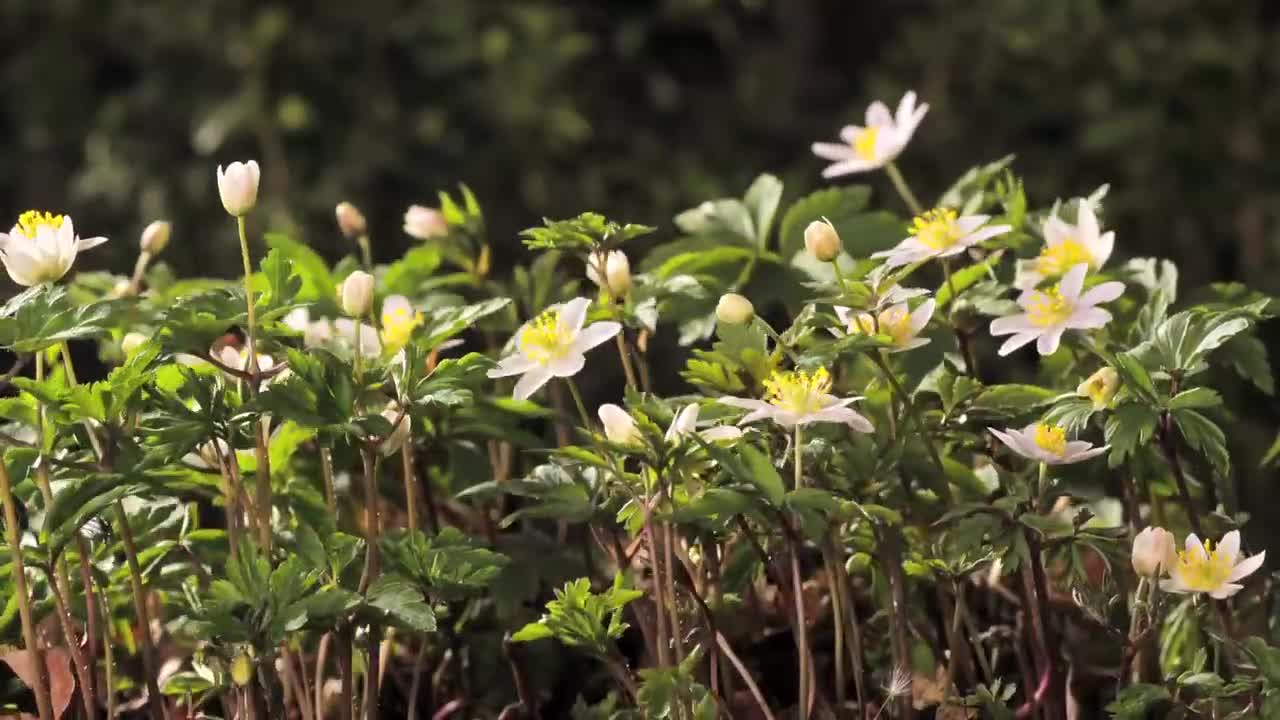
left=1077, top=367, right=1120, bottom=411
left=488, top=297, right=621, bottom=400
left=990, top=264, right=1125, bottom=356
left=0, top=210, right=108, bottom=286
left=834, top=297, right=935, bottom=353
left=380, top=295, right=424, bottom=352
left=1161, top=531, right=1264, bottom=599
left=721, top=366, right=873, bottom=430
left=988, top=422, right=1107, bottom=465
left=812, top=91, right=929, bottom=177
left=872, top=208, right=1010, bottom=269
left=1017, top=201, right=1114, bottom=289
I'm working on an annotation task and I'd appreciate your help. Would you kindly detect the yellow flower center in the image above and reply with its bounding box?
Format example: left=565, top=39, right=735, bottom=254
left=519, top=310, right=573, bottom=365
left=853, top=127, right=880, bottom=161
left=1026, top=285, right=1073, bottom=327
left=909, top=209, right=960, bottom=251
left=763, top=368, right=832, bottom=416
left=849, top=306, right=916, bottom=347
left=1032, top=423, right=1067, bottom=456
left=1035, top=238, right=1094, bottom=279
left=1174, top=540, right=1234, bottom=592
left=16, top=210, right=64, bottom=238
left=381, top=305, right=424, bottom=350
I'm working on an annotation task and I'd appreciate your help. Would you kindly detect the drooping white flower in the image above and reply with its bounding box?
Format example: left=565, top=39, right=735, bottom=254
left=404, top=205, right=448, bottom=240
left=720, top=367, right=873, bottom=431
left=488, top=297, right=622, bottom=400
left=988, top=422, right=1107, bottom=465
left=1017, top=201, right=1114, bottom=289
left=598, top=403, right=641, bottom=445
left=216, top=160, right=261, bottom=217
left=1161, top=531, right=1265, bottom=599
left=989, top=263, right=1125, bottom=356
left=1131, top=526, right=1176, bottom=578
left=587, top=250, right=632, bottom=295
left=0, top=211, right=108, bottom=286
left=1077, top=367, right=1121, bottom=411
left=811, top=91, right=929, bottom=177
left=872, top=209, right=1011, bottom=269
left=834, top=298, right=935, bottom=353
left=665, top=403, right=743, bottom=443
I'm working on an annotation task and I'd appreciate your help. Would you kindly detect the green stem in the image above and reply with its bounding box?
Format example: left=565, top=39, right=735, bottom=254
left=237, top=216, right=260, bottom=374
left=563, top=377, right=593, bottom=429
left=871, top=354, right=948, bottom=484
left=115, top=500, right=167, bottom=720
left=829, top=259, right=850, bottom=295
left=885, top=162, right=924, bottom=216
left=356, top=235, right=373, bottom=271
left=0, top=460, right=53, bottom=720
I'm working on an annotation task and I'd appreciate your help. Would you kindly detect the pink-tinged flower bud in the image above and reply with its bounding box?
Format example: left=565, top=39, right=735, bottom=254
left=403, top=205, right=448, bottom=240
left=335, top=201, right=367, bottom=240
left=1131, top=526, right=1176, bottom=577
left=804, top=219, right=842, bottom=262
left=338, top=271, right=375, bottom=318
left=715, top=293, right=754, bottom=325
left=587, top=250, right=632, bottom=295
left=216, top=160, right=261, bottom=217
left=140, top=220, right=171, bottom=255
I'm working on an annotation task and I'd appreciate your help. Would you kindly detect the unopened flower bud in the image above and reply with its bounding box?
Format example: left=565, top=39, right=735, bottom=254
left=339, top=271, right=375, bottom=318
left=112, top=279, right=136, bottom=298
left=216, top=160, right=261, bottom=217
left=403, top=205, right=448, bottom=240
left=121, top=332, right=148, bottom=356
left=804, top=219, right=842, bottom=262
left=335, top=202, right=367, bottom=240
left=1131, top=526, right=1176, bottom=577
left=598, top=404, right=640, bottom=445
left=380, top=405, right=412, bottom=457
left=231, top=651, right=254, bottom=687
left=715, top=293, right=754, bottom=325
left=140, top=221, right=171, bottom=255
left=587, top=250, right=632, bottom=295
left=1077, top=367, right=1120, bottom=410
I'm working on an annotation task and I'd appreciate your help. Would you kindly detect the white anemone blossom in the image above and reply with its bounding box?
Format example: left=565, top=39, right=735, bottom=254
left=988, top=422, right=1107, bottom=465
left=1017, top=201, right=1115, bottom=289
left=598, top=402, right=742, bottom=446
left=834, top=297, right=935, bottom=353
left=0, top=211, right=108, bottom=286
left=989, top=263, right=1125, bottom=356
left=720, top=367, right=873, bottom=431
left=811, top=91, right=928, bottom=177
left=1161, top=531, right=1265, bottom=599
left=872, top=209, right=1011, bottom=269
left=488, top=297, right=621, bottom=400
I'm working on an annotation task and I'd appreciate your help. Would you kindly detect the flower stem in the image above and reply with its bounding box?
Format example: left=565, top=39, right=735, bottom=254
left=870, top=354, right=949, bottom=501
left=401, top=444, right=419, bottom=532
left=357, top=235, right=373, bottom=271
left=563, top=377, right=593, bottom=429
left=237, top=215, right=260, bottom=373
left=0, top=460, right=54, bottom=720
left=357, top=446, right=383, bottom=720
left=115, top=499, right=167, bottom=720
left=885, top=162, right=924, bottom=216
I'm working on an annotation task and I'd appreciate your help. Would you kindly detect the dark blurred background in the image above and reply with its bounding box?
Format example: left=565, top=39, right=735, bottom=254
left=3, top=0, right=1280, bottom=521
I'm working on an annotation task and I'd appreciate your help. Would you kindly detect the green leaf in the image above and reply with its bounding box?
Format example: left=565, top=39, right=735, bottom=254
left=1172, top=408, right=1230, bottom=479
left=743, top=173, right=783, bottom=247
left=1105, top=683, right=1170, bottom=719
left=777, top=185, right=894, bottom=260
left=0, top=284, right=114, bottom=352
left=1105, top=403, right=1159, bottom=468
left=521, top=212, right=654, bottom=252
left=1220, top=334, right=1274, bottom=395
left=381, top=245, right=443, bottom=297
left=935, top=251, right=1005, bottom=309
left=365, top=574, right=437, bottom=632
left=43, top=476, right=147, bottom=559
left=737, top=444, right=786, bottom=507
left=265, top=232, right=337, bottom=304
left=259, top=248, right=302, bottom=310
left=1167, top=387, right=1222, bottom=411
left=1113, top=351, right=1159, bottom=404
left=969, top=383, right=1057, bottom=415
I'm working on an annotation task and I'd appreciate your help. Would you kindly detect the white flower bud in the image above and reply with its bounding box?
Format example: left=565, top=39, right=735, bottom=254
left=804, top=219, right=842, bottom=262
left=139, top=220, right=171, bottom=255
left=598, top=404, right=640, bottom=445
left=403, top=205, right=448, bottom=240
left=112, top=279, right=136, bottom=298
left=121, top=332, right=148, bottom=356
left=1077, top=366, right=1121, bottom=410
left=335, top=201, right=367, bottom=240
left=587, top=250, right=632, bottom=295
left=339, top=271, right=375, bottom=318
left=1131, top=526, right=1176, bottom=578
left=380, top=405, right=412, bottom=457
left=715, top=293, right=754, bottom=325
left=216, top=160, right=261, bottom=217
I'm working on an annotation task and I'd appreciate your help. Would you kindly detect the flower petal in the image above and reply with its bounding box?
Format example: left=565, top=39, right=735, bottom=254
left=76, top=235, right=108, bottom=252
left=990, top=313, right=1037, bottom=336
left=998, top=332, right=1040, bottom=356
left=512, top=366, right=553, bottom=401
left=546, top=352, right=586, bottom=378
left=1066, top=307, right=1112, bottom=330
left=1059, top=264, right=1088, bottom=302
left=1036, top=328, right=1065, bottom=356
left=812, top=142, right=855, bottom=162
left=1078, top=281, right=1126, bottom=307
left=1229, top=550, right=1265, bottom=583
left=488, top=354, right=537, bottom=378
left=1217, top=530, right=1241, bottom=563
left=558, top=297, right=592, bottom=333
left=822, top=158, right=879, bottom=178
left=570, top=321, right=622, bottom=353
left=865, top=100, right=892, bottom=128
left=1209, top=583, right=1244, bottom=600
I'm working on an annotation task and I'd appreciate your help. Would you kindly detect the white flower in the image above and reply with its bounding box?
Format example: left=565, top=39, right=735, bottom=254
left=598, top=403, right=641, bottom=445
left=0, top=211, right=108, bottom=286
left=215, top=345, right=276, bottom=378
left=140, top=220, right=172, bottom=255
left=1017, top=201, right=1114, bottom=289
left=1077, top=367, right=1120, bottom=411
left=989, top=263, right=1125, bottom=356
left=1161, top=531, right=1265, bottom=599
left=834, top=298, right=935, bottom=353
left=338, top=270, right=375, bottom=318
left=988, top=422, right=1107, bottom=465
left=720, top=367, right=873, bottom=430
left=284, top=308, right=332, bottom=347
left=404, top=205, right=448, bottom=240
left=216, top=160, right=261, bottom=217
left=587, top=250, right=632, bottom=295
left=811, top=91, right=928, bottom=177
left=380, top=295, right=424, bottom=352
left=1131, top=526, right=1176, bottom=578
left=121, top=332, right=149, bottom=356
left=335, top=201, right=367, bottom=240
left=804, top=220, right=842, bottom=262
left=487, top=297, right=622, bottom=400
left=872, top=209, right=1011, bottom=269
left=715, top=293, right=754, bottom=325
left=666, top=403, right=743, bottom=443
left=380, top=405, right=412, bottom=457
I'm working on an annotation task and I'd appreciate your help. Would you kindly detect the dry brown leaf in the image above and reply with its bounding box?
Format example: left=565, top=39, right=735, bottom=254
left=0, top=646, right=76, bottom=718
